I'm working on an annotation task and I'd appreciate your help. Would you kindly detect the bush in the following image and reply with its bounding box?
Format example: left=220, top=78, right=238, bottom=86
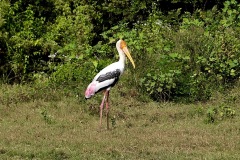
left=205, top=104, right=236, bottom=123
left=0, top=0, right=239, bottom=103
left=0, top=0, right=95, bottom=83
left=126, top=1, right=240, bottom=102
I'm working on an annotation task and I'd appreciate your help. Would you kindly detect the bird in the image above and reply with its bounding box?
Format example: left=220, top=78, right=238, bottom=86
left=85, top=39, right=135, bottom=129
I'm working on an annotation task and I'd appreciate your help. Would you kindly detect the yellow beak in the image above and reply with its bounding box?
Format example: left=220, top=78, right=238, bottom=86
left=123, top=47, right=135, bottom=68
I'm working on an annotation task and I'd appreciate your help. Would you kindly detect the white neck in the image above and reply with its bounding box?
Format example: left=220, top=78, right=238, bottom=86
left=117, top=45, right=126, bottom=65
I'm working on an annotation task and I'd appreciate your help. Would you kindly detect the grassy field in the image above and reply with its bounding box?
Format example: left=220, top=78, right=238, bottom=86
left=0, top=82, right=240, bottom=160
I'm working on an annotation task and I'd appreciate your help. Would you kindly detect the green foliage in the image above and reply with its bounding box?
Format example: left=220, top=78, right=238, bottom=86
left=0, top=0, right=9, bottom=28
left=140, top=70, right=181, bottom=101
left=49, top=59, right=95, bottom=85
left=205, top=105, right=236, bottom=123
left=40, top=108, right=55, bottom=124
left=130, top=1, right=240, bottom=102
left=3, top=1, right=48, bottom=82
left=0, top=0, right=95, bottom=83
left=88, top=1, right=240, bottom=102
left=0, top=0, right=239, bottom=102
left=221, top=0, right=240, bottom=27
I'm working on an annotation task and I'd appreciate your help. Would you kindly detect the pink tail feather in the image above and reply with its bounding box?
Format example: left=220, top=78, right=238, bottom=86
left=85, top=82, right=97, bottom=99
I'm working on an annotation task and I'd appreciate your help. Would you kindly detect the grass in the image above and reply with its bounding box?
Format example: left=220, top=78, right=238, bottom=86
left=0, top=81, right=240, bottom=159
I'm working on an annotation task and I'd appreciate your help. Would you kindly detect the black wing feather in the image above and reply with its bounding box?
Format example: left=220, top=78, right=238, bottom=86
left=95, top=69, right=121, bottom=93
left=96, top=69, right=121, bottom=82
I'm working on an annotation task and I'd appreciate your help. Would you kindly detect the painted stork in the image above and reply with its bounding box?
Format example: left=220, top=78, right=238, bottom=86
left=85, top=39, right=135, bottom=129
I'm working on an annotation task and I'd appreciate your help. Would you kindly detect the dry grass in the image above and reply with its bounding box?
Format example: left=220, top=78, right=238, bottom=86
left=0, top=83, right=240, bottom=159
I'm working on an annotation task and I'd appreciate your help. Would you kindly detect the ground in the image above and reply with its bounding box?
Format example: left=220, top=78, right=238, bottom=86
left=0, top=83, right=239, bottom=159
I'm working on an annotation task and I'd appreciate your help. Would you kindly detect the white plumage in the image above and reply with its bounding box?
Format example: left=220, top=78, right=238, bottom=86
left=85, top=39, right=135, bottom=129
left=90, top=61, right=124, bottom=96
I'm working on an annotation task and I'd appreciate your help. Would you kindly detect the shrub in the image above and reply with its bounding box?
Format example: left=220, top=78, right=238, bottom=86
left=0, top=0, right=95, bottom=83
left=205, top=104, right=236, bottom=123
left=130, top=1, right=240, bottom=102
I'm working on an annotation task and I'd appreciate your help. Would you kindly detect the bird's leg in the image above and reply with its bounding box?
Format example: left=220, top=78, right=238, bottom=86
left=99, top=91, right=106, bottom=129
left=105, top=90, right=110, bottom=130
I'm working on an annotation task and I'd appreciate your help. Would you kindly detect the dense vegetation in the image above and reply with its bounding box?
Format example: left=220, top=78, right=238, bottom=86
left=0, top=0, right=240, bottom=102
left=1, top=1, right=240, bottom=159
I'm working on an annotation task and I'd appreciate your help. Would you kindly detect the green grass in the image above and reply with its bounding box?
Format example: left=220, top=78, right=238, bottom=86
left=0, top=82, right=240, bottom=159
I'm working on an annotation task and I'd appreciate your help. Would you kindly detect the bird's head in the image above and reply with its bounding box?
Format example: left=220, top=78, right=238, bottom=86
left=117, top=39, right=135, bottom=68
